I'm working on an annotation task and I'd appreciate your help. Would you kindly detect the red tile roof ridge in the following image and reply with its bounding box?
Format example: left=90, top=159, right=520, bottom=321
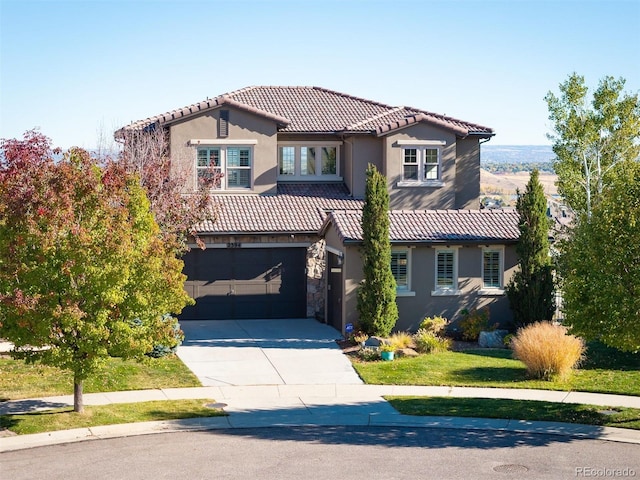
left=344, top=106, right=407, bottom=130
left=220, top=97, right=291, bottom=125
left=406, top=105, right=495, bottom=134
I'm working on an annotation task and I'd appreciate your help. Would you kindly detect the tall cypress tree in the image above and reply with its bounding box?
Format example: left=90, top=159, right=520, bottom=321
left=357, top=164, right=398, bottom=336
left=506, top=169, right=555, bottom=328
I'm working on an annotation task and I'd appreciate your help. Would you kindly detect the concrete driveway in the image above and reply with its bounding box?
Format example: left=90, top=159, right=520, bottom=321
left=176, top=319, right=363, bottom=386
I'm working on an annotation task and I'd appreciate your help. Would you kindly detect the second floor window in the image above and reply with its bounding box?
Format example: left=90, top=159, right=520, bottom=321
left=278, top=143, right=341, bottom=180
left=402, top=147, right=441, bottom=182
left=197, top=146, right=252, bottom=190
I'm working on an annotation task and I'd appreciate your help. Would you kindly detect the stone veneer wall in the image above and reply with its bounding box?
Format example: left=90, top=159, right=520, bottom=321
left=200, top=234, right=326, bottom=319
left=306, top=239, right=326, bottom=319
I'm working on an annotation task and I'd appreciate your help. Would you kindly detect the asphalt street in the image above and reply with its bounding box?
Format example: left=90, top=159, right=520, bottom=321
left=2, top=426, right=639, bottom=480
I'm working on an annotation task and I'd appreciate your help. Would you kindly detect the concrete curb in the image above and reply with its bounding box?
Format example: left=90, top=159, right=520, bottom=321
left=2, top=413, right=640, bottom=453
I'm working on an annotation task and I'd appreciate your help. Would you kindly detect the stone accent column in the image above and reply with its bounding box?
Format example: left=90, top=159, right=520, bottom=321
left=306, top=239, right=326, bottom=319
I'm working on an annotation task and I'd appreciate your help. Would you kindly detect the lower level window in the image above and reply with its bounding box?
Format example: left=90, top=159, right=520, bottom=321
left=197, top=146, right=252, bottom=190
left=391, top=250, right=409, bottom=291
left=433, top=248, right=459, bottom=295
left=482, top=248, right=503, bottom=289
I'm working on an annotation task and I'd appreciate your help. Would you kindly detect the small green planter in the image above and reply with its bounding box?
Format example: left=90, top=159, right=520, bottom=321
left=381, top=351, right=395, bottom=361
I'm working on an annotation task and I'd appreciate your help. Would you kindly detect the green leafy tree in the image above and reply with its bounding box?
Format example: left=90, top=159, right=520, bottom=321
left=0, top=131, right=193, bottom=412
left=506, top=169, right=555, bottom=328
left=561, top=160, right=640, bottom=352
left=545, top=73, right=640, bottom=218
left=357, top=164, right=398, bottom=336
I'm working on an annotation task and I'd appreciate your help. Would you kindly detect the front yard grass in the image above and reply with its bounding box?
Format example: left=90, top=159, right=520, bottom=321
left=386, top=396, right=640, bottom=430
left=0, top=399, right=225, bottom=435
left=0, top=355, right=201, bottom=401
left=352, top=342, right=640, bottom=396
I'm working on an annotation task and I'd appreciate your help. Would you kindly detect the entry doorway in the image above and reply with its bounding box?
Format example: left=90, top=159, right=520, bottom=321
left=326, top=252, right=343, bottom=332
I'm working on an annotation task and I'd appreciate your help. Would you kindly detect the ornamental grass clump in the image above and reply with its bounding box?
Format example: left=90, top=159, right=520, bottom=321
left=511, top=321, right=585, bottom=381
left=389, top=331, right=414, bottom=350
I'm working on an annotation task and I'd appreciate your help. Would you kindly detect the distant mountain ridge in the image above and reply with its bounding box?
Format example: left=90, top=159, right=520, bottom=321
left=482, top=145, right=554, bottom=164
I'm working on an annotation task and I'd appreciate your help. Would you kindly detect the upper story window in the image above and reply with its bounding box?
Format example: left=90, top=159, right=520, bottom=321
left=396, top=140, right=445, bottom=187
left=196, top=145, right=252, bottom=190
left=278, top=142, right=341, bottom=180
left=432, top=247, right=461, bottom=296
left=402, top=147, right=440, bottom=181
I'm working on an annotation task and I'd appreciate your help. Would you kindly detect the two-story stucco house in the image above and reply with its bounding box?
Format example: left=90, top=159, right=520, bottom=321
left=117, top=86, right=519, bottom=334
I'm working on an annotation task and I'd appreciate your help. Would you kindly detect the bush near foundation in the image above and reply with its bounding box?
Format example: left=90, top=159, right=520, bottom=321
left=459, top=307, right=496, bottom=342
left=512, top=321, right=585, bottom=380
left=413, top=329, right=451, bottom=354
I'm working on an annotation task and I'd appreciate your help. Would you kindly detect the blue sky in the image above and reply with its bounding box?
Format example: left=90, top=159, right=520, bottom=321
left=1, top=0, right=638, bottom=149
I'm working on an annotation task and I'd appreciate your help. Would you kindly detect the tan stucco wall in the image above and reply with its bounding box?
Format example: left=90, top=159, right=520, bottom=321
left=455, top=137, right=482, bottom=209
left=343, top=135, right=383, bottom=199
left=392, top=244, right=517, bottom=332
left=326, top=236, right=517, bottom=334
left=169, top=106, right=279, bottom=194
left=381, top=123, right=458, bottom=210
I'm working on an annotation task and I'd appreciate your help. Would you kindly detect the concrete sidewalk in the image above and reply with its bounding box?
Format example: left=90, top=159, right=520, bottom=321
left=2, top=384, right=640, bottom=451
left=3, top=320, right=640, bottom=452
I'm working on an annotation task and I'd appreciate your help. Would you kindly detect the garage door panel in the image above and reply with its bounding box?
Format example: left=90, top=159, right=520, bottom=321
left=180, top=247, right=306, bottom=320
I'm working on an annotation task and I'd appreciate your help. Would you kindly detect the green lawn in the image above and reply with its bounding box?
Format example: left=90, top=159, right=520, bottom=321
left=0, top=399, right=225, bottom=435
left=0, top=355, right=201, bottom=401
left=353, top=342, right=640, bottom=396
left=386, top=396, right=640, bottom=430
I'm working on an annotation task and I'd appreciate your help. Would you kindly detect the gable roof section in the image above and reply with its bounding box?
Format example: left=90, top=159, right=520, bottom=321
left=324, top=209, right=520, bottom=244
left=197, top=183, right=363, bottom=234
left=119, top=86, right=493, bottom=138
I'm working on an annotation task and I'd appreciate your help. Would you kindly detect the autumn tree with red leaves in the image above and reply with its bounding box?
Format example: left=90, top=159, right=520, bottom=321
left=116, top=126, right=220, bottom=252
left=0, top=131, right=193, bottom=412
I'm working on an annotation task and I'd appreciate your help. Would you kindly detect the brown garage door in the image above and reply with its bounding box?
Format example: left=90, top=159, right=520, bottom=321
left=180, top=247, right=306, bottom=320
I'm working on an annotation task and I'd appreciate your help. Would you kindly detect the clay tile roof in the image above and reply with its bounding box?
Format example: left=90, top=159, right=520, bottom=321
left=324, top=209, right=520, bottom=244
left=197, top=183, right=363, bottom=234
left=118, top=86, right=493, bottom=138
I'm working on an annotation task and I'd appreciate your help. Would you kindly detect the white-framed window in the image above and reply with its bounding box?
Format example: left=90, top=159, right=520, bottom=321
left=197, top=148, right=221, bottom=187
left=277, top=142, right=341, bottom=180
left=432, top=247, right=460, bottom=296
left=390, top=248, right=412, bottom=293
left=480, top=246, right=505, bottom=294
left=396, top=140, right=445, bottom=187
left=402, top=147, right=440, bottom=181
left=196, top=145, right=252, bottom=190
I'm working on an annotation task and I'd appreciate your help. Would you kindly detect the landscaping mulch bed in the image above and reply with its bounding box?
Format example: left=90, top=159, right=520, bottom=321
left=336, top=338, right=481, bottom=355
